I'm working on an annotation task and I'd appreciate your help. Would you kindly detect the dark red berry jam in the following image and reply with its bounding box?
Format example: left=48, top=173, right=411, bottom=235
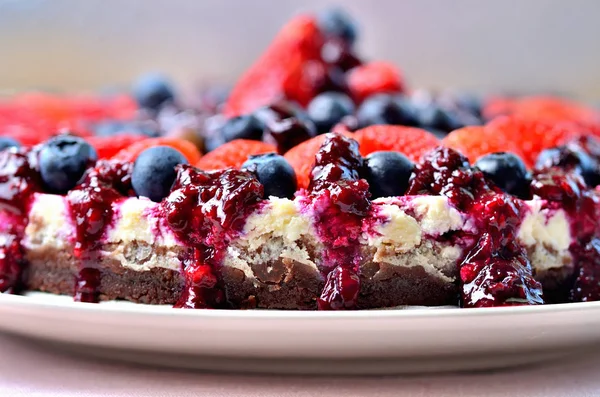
left=0, top=148, right=43, bottom=293
left=531, top=164, right=600, bottom=302
left=66, top=160, right=132, bottom=302
left=163, top=165, right=263, bottom=308
left=408, top=147, right=544, bottom=307
left=304, top=133, right=370, bottom=310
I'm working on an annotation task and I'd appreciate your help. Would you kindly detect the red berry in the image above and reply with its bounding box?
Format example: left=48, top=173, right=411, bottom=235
left=442, top=125, right=525, bottom=164
left=443, top=117, right=580, bottom=167
left=222, top=15, right=326, bottom=117
left=284, top=132, right=352, bottom=190
left=195, top=140, right=277, bottom=170
left=87, top=135, right=148, bottom=159
left=347, top=61, right=404, bottom=103
left=112, top=137, right=202, bottom=165
left=354, top=125, right=439, bottom=162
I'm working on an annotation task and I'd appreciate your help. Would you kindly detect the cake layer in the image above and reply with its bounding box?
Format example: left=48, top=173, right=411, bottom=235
left=18, top=192, right=575, bottom=308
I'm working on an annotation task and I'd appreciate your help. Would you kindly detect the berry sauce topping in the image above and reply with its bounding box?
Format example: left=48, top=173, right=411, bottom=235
left=531, top=155, right=600, bottom=302
left=67, top=160, right=132, bottom=302
left=304, top=133, right=370, bottom=310
left=163, top=165, right=263, bottom=308
left=0, top=148, right=43, bottom=293
left=407, top=147, right=544, bottom=307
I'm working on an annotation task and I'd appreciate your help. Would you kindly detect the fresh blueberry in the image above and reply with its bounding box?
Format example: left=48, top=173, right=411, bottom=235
left=317, top=8, right=359, bottom=46
left=307, top=92, right=355, bottom=134
left=132, top=73, right=175, bottom=111
left=221, top=114, right=264, bottom=142
left=415, top=103, right=465, bottom=133
left=363, top=151, right=414, bottom=199
left=241, top=153, right=297, bottom=199
left=0, top=137, right=20, bottom=151
left=39, top=135, right=98, bottom=194
left=475, top=152, right=531, bottom=198
left=536, top=146, right=600, bottom=187
left=356, top=94, right=419, bottom=128
left=131, top=146, right=188, bottom=202
left=93, top=120, right=161, bottom=137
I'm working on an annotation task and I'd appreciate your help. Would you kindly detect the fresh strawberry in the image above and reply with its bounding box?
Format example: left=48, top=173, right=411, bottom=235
left=195, top=140, right=277, bottom=170
left=347, top=61, right=404, bottom=103
left=354, top=125, right=439, bottom=161
left=486, top=116, right=579, bottom=167
left=87, top=135, right=148, bottom=159
left=222, top=15, right=325, bottom=117
left=284, top=132, right=357, bottom=189
left=443, top=116, right=580, bottom=167
left=112, top=137, right=202, bottom=164
left=442, top=125, right=524, bottom=164
left=483, top=96, right=600, bottom=126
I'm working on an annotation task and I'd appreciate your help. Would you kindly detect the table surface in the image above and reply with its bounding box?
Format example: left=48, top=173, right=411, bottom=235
left=1, top=333, right=599, bottom=397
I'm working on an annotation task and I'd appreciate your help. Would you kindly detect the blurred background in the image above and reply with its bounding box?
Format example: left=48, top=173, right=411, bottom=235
left=1, top=0, right=599, bottom=99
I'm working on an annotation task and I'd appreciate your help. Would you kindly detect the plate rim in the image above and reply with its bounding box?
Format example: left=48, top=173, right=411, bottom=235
left=2, top=292, right=600, bottom=320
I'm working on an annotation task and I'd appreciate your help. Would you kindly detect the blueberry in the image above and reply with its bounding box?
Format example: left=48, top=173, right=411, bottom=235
left=39, top=135, right=98, bottom=194
left=317, top=8, right=358, bottom=46
left=255, top=101, right=317, bottom=153
left=221, top=114, right=264, bottom=142
left=536, top=146, right=600, bottom=187
left=0, top=137, right=20, bottom=151
left=241, top=153, right=297, bottom=199
left=475, top=152, right=531, bottom=198
left=415, top=103, right=465, bottom=133
left=307, top=92, right=355, bottom=134
left=363, top=151, right=414, bottom=199
left=356, top=94, right=419, bottom=128
left=93, top=120, right=161, bottom=138
left=132, top=73, right=175, bottom=111
left=132, top=146, right=188, bottom=202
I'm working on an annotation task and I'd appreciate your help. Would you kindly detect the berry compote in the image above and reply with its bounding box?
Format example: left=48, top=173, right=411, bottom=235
left=407, top=147, right=544, bottom=307
left=302, top=133, right=370, bottom=310
left=531, top=156, right=600, bottom=302
left=162, top=165, right=263, bottom=308
left=0, top=148, right=43, bottom=293
left=66, top=160, right=133, bottom=302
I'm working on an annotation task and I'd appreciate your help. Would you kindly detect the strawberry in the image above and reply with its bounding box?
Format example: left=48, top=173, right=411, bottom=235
left=87, top=134, right=148, bottom=159
left=347, top=61, right=404, bottom=103
left=195, top=140, right=277, bottom=170
left=483, top=96, right=600, bottom=127
left=443, top=116, right=580, bottom=167
left=112, top=137, right=202, bottom=164
left=222, top=15, right=325, bottom=117
left=354, top=125, right=439, bottom=161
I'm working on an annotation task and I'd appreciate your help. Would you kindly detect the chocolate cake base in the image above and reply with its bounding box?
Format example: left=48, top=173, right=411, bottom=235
left=22, top=245, right=458, bottom=309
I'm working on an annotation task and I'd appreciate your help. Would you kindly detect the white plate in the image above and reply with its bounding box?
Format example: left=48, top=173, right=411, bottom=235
left=0, top=292, right=599, bottom=375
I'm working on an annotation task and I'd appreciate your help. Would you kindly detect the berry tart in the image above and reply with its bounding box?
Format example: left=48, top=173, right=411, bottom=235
left=2, top=8, right=600, bottom=310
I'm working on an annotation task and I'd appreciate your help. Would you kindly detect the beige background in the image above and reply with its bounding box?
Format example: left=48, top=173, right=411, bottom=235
left=0, top=0, right=599, bottom=99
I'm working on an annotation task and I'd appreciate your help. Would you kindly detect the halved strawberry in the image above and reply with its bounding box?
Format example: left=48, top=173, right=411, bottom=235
left=195, top=140, right=277, bottom=170
left=222, top=15, right=326, bottom=117
left=112, top=137, right=202, bottom=164
left=354, top=125, right=439, bottom=161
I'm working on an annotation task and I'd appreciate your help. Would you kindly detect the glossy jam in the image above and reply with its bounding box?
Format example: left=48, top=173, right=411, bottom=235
left=66, top=160, right=132, bottom=302
left=0, top=148, right=43, bottom=293
left=304, top=133, right=370, bottom=310
left=407, top=147, right=543, bottom=307
left=531, top=166, right=600, bottom=302
left=163, top=166, right=263, bottom=308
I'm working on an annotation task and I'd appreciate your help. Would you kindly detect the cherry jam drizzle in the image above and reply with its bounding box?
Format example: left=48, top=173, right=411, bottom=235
left=304, top=133, right=370, bottom=310
left=531, top=165, right=600, bottom=302
left=0, top=148, right=42, bottom=293
left=407, top=147, right=544, bottom=307
left=162, top=165, right=263, bottom=308
left=66, top=160, right=132, bottom=302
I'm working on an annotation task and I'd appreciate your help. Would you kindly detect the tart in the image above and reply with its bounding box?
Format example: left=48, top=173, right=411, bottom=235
left=1, top=8, right=600, bottom=310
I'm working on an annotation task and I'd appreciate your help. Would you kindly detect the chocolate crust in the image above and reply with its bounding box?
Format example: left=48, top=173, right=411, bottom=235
left=22, top=242, right=457, bottom=309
